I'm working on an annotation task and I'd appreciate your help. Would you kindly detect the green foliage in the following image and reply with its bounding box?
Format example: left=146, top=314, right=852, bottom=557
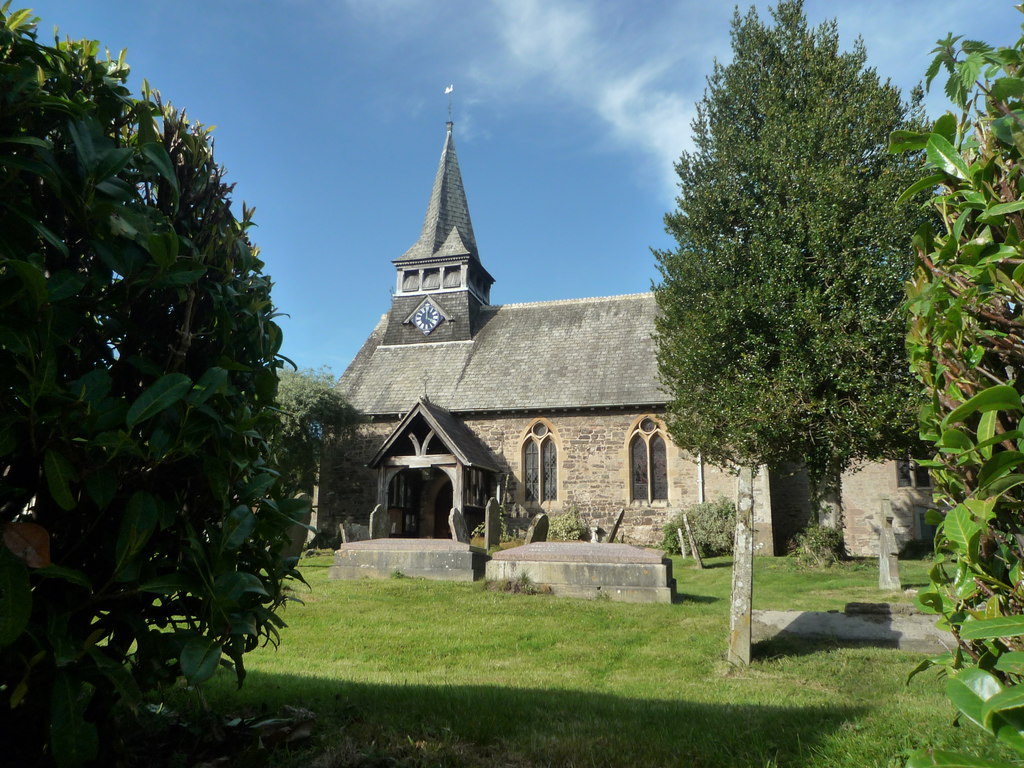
left=894, top=13, right=1024, bottom=767
left=790, top=524, right=843, bottom=569
left=0, top=8, right=301, bottom=764
left=661, top=497, right=736, bottom=557
left=653, top=0, right=929, bottom=519
left=547, top=506, right=588, bottom=541
left=274, top=368, right=359, bottom=494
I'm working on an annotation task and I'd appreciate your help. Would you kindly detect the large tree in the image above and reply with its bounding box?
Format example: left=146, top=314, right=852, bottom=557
left=274, top=368, right=360, bottom=495
left=654, top=0, right=928, bottom=525
left=0, top=9, right=303, bottom=764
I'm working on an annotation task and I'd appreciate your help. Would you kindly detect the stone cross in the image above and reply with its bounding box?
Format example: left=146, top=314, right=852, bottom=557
left=484, top=497, right=501, bottom=550
left=369, top=504, right=389, bottom=540
left=524, top=513, right=549, bottom=544
left=449, top=507, right=470, bottom=543
left=728, top=466, right=755, bottom=666
left=878, top=498, right=902, bottom=591
left=606, top=507, right=625, bottom=544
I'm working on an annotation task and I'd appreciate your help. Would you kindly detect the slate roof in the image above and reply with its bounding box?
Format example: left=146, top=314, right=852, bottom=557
left=340, top=293, right=666, bottom=416
left=369, top=398, right=499, bottom=470
left=399, top=122, right=478, bottom=263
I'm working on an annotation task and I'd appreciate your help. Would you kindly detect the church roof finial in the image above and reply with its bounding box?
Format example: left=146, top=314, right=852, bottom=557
left=399, top=120, right=478, bottom=263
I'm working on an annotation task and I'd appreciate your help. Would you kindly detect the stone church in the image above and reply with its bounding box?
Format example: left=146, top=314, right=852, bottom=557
left=319, top=122, right=933, bottom=556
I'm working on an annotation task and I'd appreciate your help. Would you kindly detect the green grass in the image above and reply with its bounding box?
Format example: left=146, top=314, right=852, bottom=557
left=158, top=554, right=1010, bottom=768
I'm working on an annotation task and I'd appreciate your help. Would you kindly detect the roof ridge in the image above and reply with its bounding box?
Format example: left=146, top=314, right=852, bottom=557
left=487, top=292, right=653, bottom=310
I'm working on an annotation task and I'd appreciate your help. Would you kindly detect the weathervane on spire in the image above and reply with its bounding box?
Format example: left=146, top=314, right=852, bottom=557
left=445, top=84, right=453, bottom=122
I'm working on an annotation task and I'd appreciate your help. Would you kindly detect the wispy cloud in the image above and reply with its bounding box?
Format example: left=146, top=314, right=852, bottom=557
left=484, top=0, right=704, bottom=198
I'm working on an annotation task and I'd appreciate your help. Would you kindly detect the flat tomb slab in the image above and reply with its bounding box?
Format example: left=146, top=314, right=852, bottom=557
left=487, top=542, right=675, bottom=603
left=329, top=538, right=487, bottom=582
left=752, top=606, right=953, bottom=654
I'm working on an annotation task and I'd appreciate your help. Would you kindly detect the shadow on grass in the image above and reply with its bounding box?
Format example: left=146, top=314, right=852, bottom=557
left=676, top=592, right=720, bottom=604
left=191, top=670, right=865, bottom=767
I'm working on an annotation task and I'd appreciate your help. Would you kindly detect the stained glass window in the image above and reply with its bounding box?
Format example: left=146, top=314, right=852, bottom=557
left=542, top=439, right=557, bottom=501
left=631, top=434, right=648, bottom=502
left=630, top=418, right=669, bottom=504
left=650, top=434, right=668, bottom=501
left=524, top=440, right=539, bottom=502
left=523, top=423, right=558, bottom=505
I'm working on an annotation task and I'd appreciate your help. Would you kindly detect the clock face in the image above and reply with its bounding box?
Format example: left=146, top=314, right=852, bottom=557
left=412, top=301, right=442, bottom=334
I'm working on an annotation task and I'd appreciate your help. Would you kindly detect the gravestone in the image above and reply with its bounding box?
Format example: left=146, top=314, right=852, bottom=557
left=878, top=498, right=902, bottom=591
left=484, top=497, right=501, bottom=550
left=683, top=514, right=703, bottom=569
left=449, top=507, right=470, bottom=544
left=369, top=504, right=389, bottom=540
left=525, top=513, right=549, bottom=544
left=728, top=466, right=755, bottom=666
left=606, top=508, right=625, bottom=544
left=676, top=527, right=689, bottom=558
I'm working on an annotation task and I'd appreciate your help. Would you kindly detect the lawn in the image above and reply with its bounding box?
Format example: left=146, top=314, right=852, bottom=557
left=155, top=553, right=1012, bottom=768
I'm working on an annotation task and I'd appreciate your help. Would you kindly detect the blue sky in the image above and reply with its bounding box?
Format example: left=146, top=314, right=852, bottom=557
left=19, top=1, right=1024, bottom=372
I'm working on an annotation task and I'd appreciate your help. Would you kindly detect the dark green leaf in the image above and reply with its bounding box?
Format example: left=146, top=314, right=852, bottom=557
left=140, top=142, right=180, bottom=197
left=35, top=564, right=92, bottom=590
left=125, top=373, right=192, bottom=427
left=214, top=571, right=269, bottom=603
left=50, top=671, right=98, bottom=768
left=188, top=367, right=229, bottom=405
left=84, top=468, right=117, bottom=509
left=114, top=491, right=158, bottom=573
left=44, top=450, right=76, bottom=510
left=180, top=637, right=222, bottom=684
left=0, top=547, right=31, bottom=648
left=222, top=505, right=256, bottom=551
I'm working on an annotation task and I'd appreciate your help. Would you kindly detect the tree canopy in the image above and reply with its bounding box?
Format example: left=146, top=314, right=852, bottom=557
left=654, top=0, right=929, bottom=521
left=0, top=8, right=302, bottom=763
left=274, top=368, right=360, bottom=495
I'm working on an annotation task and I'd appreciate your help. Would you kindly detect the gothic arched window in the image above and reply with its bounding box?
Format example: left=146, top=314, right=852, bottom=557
left=523, top=421, right=558, bottom=503
left=629, top=417, right=668, bottom=503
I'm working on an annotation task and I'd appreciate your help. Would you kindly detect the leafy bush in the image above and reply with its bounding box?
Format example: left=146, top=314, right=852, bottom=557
left=789, top=524, right=843, bottom=568
left=0, top=9, right=301, bottom=764
left=894, top=22, right=1024, bottom=766
left=661, top=497, right=736, bottom=556
left=547, top=506, right=589, bottom=541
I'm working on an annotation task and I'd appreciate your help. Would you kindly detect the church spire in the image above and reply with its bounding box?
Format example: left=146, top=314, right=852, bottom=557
left=400, top=121, right=478, bottom=262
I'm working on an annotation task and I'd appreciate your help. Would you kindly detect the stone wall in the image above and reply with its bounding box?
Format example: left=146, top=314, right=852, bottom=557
left=841, top=460, right=933, bottom=556
left=316, top=409, right=931, bottom=557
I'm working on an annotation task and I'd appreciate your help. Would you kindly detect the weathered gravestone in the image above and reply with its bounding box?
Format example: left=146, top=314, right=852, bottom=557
left=878, top=498, right=902, bottom=591
left=676, top=527, right=689, bottom=558
left=369, top=504, right=389, bottom=540
left=606, top=507, right=625, bottom=544
left=728, top=466, right=755, bottom=666
left=449, top=507, right=470, bottom=544
left=525, top=513, right=549, bottom=544
left=484, top=497, right=501, bottom=550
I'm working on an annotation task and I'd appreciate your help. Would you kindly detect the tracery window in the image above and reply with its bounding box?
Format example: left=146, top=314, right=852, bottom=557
left=896, top=459, right=931, bottom=489
left=629, top=417, right=668, bottom=503
left=523, top=421, right=557, bottom=503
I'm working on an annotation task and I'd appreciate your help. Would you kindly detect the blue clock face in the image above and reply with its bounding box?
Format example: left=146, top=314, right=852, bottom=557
left=412, top=301, right=442, bottom=334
